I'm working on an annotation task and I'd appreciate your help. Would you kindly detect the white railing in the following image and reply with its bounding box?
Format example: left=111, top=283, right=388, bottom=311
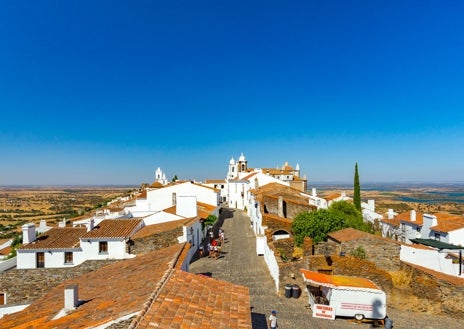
left=247, top=205, right=280, bottom=292
left=262, top=241, right=280, bottom=291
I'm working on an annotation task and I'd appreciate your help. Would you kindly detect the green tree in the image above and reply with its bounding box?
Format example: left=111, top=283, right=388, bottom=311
left=172, top=175, right=178, bottom=182
left=353, top=162, right=361, bottom=211
left=292, top=201, right=370, bottom=246
left=202, top=214, right=217, bottom=230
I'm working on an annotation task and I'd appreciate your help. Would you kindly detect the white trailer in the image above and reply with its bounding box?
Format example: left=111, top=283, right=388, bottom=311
left=300, top=269, right=387, bottom=321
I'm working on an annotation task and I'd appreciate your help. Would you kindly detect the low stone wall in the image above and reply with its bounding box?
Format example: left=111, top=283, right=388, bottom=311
left=315, top=236, right=402, bottom=273
left=131, top=228, right=182, bottom=255
left=0, top=259, right=118, bottom=305
left=401, top=262, right=464, bottom=317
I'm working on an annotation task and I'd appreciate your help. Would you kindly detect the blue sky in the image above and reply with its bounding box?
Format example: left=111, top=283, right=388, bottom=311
left=1, top=1, right=463, bottom=186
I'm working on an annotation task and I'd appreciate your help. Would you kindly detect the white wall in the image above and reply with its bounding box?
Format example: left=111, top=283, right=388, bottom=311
left=16, top=251, right=37, bottom=269
left=400, top=245, right=464, bottom=277
left=0, top=257, right=16, bottom=272
left=80, top=239, right=129, bottom=260
left=0, top=304, right=29, bottom=319
left=16, top=249, right=86, bottom=269
left=448, top=228, right=464, bottom=246
left=143, top=182, right=219, bottom=212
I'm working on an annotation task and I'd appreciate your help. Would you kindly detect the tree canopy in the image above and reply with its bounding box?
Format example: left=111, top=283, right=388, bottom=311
left=292, top=201, right=371, bottom=245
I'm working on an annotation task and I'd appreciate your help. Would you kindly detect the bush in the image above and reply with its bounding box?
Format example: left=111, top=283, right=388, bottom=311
left=350, top=246, right=367, bottom=259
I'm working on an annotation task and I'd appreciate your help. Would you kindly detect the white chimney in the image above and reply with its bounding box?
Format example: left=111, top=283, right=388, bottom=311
left=312, top=188, right=317, bottom=197
left=58, top=218, right=66, bottom=228
left=64, top=285, right=79, bottom=310
left=86, top=218, right=95, bottom=232
left=176, top=196, right=197, bottom=218
left=22, top=223, right=36, bottom=244
left=40, top=220, right=46, bottom=228
left=387, top=209, right=394, bottom=220
left=368, top=200, right=375, bottom=211
left=410, top=210, right=416, bottom=222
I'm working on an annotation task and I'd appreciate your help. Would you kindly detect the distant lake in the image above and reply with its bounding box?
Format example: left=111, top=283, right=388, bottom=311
left=313, top=182, right=464, bottom=204
left=398, top=191, right=464, bottom=204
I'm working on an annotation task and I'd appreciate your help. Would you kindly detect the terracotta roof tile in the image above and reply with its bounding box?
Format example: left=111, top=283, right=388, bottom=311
left=327, top=227, right=371, bottom=243
left=18, top=227, right=87, bottom=250
left=136, top=270, right=252, bottom=329
left=0, top=245, right=12, bottom=256
left=132, top=218, right=192, bottom=239
left=81, top=219, right=142, bottom=239
left=396, top=211, right=424, bottom=225
left=0, top=244, right=185, bottom=329
left=432, top=213, right=464, bottom=233
left=205, top=179, right=226, bottom=184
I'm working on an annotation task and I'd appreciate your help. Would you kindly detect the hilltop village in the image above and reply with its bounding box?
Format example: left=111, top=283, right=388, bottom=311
left=0, top=153, right=463, bottom=328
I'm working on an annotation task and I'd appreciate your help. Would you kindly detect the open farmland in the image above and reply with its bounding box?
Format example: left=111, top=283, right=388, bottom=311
left=317, top=183, right=464, bottom=216
left=0, top=186, right=134, bottom=237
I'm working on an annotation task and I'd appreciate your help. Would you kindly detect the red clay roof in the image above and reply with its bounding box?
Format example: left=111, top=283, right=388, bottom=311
left=327, top=227, right=370, bottom=243
left=300, top=269, right=382, bottom=291
left=131, top=218, right=192, bottom=239
left=18, top=227, right=87, bottom=250
left=0, top=244, right=185, bottom=329
left=432, top=213, right=464, bottom=233
left=136, top=270, right=252, bottom=329
left=81, top=219, right=141, bottom=239
left=396, top=211, right=424, bottom=225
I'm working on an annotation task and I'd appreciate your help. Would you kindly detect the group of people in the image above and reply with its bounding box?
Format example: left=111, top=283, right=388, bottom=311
left=198, top=227, right=225, bottom=259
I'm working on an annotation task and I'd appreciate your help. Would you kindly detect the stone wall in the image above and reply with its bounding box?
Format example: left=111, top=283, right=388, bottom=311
left=262, top=196, right=313, bottom=220
left=400, top=262, right=464, bottom=317
left=0, top=259, right=118, bottom=305
left=315, top=236, right=402, bottom=272
left=131, top=228, right=183, bottom=255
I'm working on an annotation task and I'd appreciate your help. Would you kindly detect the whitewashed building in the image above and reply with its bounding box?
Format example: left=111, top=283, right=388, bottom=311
left=16, top=219, right=142, bottom=269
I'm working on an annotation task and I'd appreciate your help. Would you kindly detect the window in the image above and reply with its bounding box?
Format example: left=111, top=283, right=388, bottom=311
left=401, top=223, right=405, bottom=232
left=172, top=193, right=176, bottom=206
left=99, top=241, right=108, bottom=253
left=434, top=233, right=441, bottom=241
left=64, top=252, right=73, bottom=264
left=416, top=226, right=421, bottom=232
left=0, top=293, right=5, bottom=305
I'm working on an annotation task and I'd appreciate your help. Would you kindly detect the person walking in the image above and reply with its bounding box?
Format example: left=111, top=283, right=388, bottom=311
left=268, top=310, right=278, bottom=329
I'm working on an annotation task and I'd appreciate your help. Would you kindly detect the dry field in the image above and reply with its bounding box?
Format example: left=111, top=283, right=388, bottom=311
left=0, top=186, right=134, bottom=236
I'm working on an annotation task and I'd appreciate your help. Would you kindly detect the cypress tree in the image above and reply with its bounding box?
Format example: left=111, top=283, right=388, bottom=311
left=353, top=162, right=361, bottom=211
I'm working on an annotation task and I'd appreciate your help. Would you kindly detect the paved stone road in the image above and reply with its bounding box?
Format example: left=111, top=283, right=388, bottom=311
left=189, top=208, right=464, bottom=329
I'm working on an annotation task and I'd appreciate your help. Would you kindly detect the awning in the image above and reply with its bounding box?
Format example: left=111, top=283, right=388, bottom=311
left=410, top=238, right=464, bottom=250
left=300, top=269, right=383, bottom=293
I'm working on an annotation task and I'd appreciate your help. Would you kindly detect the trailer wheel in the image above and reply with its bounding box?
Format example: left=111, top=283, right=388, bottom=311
left=354, top=314, right=364, bottom=321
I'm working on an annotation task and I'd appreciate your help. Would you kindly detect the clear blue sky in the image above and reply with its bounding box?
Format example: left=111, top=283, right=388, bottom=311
left=1, top=1, right=463, bottom=186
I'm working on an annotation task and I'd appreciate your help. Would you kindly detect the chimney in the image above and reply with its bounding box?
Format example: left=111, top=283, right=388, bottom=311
left=410, top=210, right=416, bottom=222
left=22, top=223, right=36, bottom=244
left=64, top=285, right=79, bottom=310
left=86, top=218, right=95, bottom=232
left=58, top=218, right=66, bottom=228
left=40, top=220, right=46, bottom=228
left=387, top=209, right=394, bottom=220
left=368, top=200, right=375, bottom=211
left=312, top=188, right=317, bottom=197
